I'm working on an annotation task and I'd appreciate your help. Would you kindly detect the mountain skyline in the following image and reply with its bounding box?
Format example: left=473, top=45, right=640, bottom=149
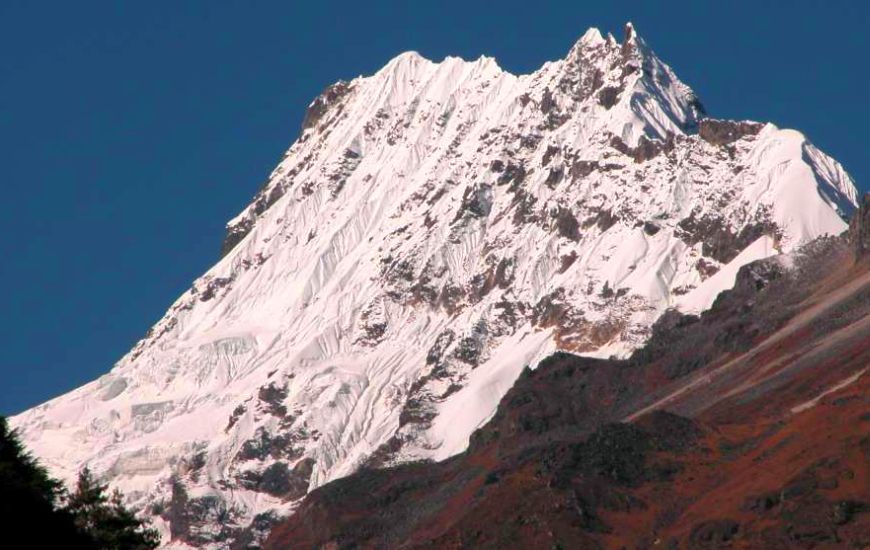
left=10, top=21, right=860, bottom=547
left=2, top=2, right=869, bottom=416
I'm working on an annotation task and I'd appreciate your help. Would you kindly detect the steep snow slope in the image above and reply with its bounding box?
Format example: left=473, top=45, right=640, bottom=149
left=13, top=24, right=857, bottom=548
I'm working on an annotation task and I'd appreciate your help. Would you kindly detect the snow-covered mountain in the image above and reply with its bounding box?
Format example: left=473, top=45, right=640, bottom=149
left=13, top=23, right=857, bottom=548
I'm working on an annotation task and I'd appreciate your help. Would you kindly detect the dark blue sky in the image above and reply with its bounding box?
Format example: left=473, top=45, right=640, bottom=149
left=1, top=1, right=867, bottom=414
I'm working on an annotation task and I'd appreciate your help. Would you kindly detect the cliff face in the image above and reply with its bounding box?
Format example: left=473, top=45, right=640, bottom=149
left=13, top=24, right=859, bottom=548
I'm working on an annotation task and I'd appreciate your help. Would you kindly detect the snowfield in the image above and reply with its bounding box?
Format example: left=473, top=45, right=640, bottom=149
left=13, top=24, right=857, bottom=548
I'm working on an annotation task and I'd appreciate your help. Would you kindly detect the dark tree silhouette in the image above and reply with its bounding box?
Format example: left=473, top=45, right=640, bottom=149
left=0, top=416, right=95, bottom=548
left=0, top=416, right=160, bottom=549
left=66, top=467, right=160, bottom=550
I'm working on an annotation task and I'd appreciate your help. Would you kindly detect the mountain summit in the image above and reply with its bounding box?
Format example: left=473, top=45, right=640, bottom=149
left=14, top=25, right=857, bottom=548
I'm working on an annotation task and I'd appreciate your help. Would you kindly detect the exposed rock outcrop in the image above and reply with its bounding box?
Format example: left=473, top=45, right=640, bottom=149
left=698, top=118, right=764, bottom=146
left=848, top=193, right=870, bottom=261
